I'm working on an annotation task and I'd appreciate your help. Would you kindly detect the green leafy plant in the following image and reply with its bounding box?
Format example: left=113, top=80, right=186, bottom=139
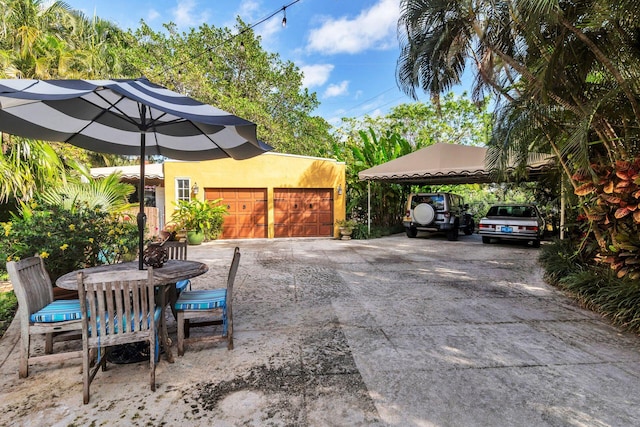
left=538, top=238, right=593, bottom=283
left=0, top=199, right=139, bottom=282
left=170, top=199, right=227, bottom=240
left=39, top=170, right=136, bottom=214
left=539, top=238, right=640, bottom=333
left=336, top=218, right=358, bottom=230
left=0, top=290, right=17, bottom=338
left=572, top=157, right=640, bottom=279
left=100, top=213, right=141, bottom=263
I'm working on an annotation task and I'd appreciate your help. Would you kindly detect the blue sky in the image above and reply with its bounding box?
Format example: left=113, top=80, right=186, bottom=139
left=64, top=0, right=470, bottom=125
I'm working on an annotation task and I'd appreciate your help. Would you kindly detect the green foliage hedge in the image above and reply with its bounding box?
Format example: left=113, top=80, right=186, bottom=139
left=0, top=291, right=17, bottom=339
left=0, top=199, right=139, bottom=282
left=539, top=239, right=640, bottom=333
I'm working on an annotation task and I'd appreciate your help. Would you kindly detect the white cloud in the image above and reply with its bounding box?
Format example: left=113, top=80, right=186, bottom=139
left=232, top=1, right=282, bottom=49
left=255, top=17, right=281, bottom=44
left=367, top=108, right=384, bottom=118
left=323, top=81, right=349, bottom=98
left=238, top=0, right=261, bottom=17
left=307, top=0, right=399, bottom=55
left=172, top=0, right=208, bottom=28
left=326, top=115, right=345, bottom=127
left=147, top=9, right=160, bottom=22
left=300, top=64, right=334, bottom=88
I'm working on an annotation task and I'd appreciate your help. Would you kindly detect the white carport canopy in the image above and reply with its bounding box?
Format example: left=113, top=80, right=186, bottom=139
left=358, top=143, right=551, bottom=184
left=357, top=143, right=556, bottom=234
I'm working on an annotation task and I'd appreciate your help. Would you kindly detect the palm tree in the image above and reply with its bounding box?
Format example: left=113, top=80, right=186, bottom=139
left=0, top=1, right=136, bottom=205
left=39, top=171, right=135, bottom=215
left=341, top=128, right=414, bottom=228
left=397, top=0, right=640, bottom=170
left=0, top=0, right=76, bottom=78
left=64, top=10, right=129, bottom=78
left=0, top=136, right=65, bottom=202
left=396, top=0, right=640, bottom=253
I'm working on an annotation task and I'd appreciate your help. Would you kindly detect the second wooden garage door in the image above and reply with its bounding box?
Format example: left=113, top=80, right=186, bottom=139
left=206, top=188, right=267, bottom=239
left=274, top=188, right=333, bottom=237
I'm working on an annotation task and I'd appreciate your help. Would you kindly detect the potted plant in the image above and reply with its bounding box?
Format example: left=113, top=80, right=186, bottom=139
left=170, top=199, right=227, bottom=245
left=336, top=218, right=357, bottom=240
left=160, top=222, right=187, bottom=241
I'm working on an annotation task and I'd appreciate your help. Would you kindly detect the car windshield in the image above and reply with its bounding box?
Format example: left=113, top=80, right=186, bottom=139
left=487, top=205, right=535, bottom=218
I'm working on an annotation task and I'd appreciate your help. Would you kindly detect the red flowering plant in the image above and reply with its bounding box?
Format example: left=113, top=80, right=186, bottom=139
left=573, top=157, right=640, bottom=279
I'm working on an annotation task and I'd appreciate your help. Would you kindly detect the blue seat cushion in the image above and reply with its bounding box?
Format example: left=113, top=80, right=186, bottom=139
left=30, top=299, right=83, bottom=323
left=175, top=288, right=226, bottom=310
left=91, top=307, right=163, bottom=334
left=91, top=307, right=162, bottom=364
left=115, top=307, right=163, bottom=333
left=175, top=279, right=190, bottom=292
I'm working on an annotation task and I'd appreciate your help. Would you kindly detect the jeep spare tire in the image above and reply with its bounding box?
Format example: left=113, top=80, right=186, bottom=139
left=413, top=203, right=435, bottom=225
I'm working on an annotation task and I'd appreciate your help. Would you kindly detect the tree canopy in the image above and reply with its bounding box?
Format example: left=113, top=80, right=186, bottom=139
left=397, top=0, right=640, bottom=277
left=117, top=19, right=335, bottom=156
left=0, top=2, right=337, bottom=204
left=333, top=92, right=492, bottom=230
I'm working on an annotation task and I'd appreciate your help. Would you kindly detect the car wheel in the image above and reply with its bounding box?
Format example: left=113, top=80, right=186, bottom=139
left=531, top=239, right=541, bottom=248
left=447, top=221, right=459, bottom=241
left=482, top=236, right=491, bottom=244
left=406, top=227, right=418, bottom=238
left=413, top=203, right=435, bottom=225
left=464, top=218, right=475, bottom=235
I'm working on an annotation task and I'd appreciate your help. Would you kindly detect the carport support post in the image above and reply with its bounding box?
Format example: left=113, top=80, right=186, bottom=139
left=560, top=179, right=565, bottom=240
left=367, top=180, right=371, bottom=235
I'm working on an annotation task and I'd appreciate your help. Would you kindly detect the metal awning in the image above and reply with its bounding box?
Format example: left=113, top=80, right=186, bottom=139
left=90, top=164, right=164, bottom=186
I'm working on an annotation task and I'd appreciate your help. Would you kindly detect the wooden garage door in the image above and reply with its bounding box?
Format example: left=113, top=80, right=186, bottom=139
left=206, top=188, right=267, bottom=239
left=274, top=188, right=333, bottom=237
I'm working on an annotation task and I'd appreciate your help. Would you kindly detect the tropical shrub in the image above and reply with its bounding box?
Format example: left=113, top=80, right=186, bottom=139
left=0, top=199, right=138, bottom=281
left=0, top=291, right=17, bottom=338
left=573, top=157, right=640, bottom=280
left=539, top=239, right=640, bottom=333
left=170, top=199, right=227, bottom=241
left=336, top=218, right=358, bottom=230
left=538, top=238, right=595, bottom=283
left=39, top=171, right=135, bottom=213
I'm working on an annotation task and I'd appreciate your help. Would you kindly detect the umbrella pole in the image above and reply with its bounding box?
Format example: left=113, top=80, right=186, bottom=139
left=138, top=134, right=147, bottom=270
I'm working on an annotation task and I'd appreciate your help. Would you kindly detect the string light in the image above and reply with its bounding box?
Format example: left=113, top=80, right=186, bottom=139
left=151, top=0, right=301, bottom=79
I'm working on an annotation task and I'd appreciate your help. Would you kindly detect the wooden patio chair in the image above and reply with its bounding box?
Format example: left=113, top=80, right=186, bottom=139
left=77, top=268, right=161, bottom=404
left=175, top=247, right=240, bottom=356
left=7, top=256, right=83, bottom=378
left=163, top=239, right=188, bottom=261
left=162, top=239, right=191, bottom=319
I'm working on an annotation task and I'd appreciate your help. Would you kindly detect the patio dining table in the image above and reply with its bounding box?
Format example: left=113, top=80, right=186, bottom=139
left=55, top=259, right=208, bottom=363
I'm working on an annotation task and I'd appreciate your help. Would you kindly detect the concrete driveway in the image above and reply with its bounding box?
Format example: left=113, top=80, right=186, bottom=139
left=1, top=234, right=639, bottom=426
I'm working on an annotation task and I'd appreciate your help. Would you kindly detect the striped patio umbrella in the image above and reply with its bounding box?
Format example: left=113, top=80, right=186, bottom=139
left=0, top=77, right=272, bottom=269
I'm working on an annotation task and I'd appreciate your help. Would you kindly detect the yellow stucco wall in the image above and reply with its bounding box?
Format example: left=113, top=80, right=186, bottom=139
left=163, top=152, right=346, bottom=238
